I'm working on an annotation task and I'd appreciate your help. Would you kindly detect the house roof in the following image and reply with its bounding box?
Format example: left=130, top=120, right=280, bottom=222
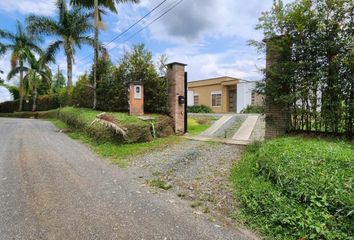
left=188, top=76, right=242, bottom=88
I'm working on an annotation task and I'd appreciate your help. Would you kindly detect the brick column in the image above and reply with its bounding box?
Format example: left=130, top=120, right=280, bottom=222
left=264, top=36, right=291, bottom=139
left=129, top=82, right=144, bottom=116
left=167, top=62, right=187, bottom=135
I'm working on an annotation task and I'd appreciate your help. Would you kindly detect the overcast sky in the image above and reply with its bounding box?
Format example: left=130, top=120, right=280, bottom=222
left=0, top=0, right=294, bottom=102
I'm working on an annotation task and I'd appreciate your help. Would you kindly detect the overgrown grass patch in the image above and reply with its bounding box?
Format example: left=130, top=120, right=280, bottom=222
left=58, top=107, right=174, bottom=144
left=51, top=118, right=182, bottom=168
left=187, top=117, right=215, bottom=136
left=231, top=137, right=353, bottom=239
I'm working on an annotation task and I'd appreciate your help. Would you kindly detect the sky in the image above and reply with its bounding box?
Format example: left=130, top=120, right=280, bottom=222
left=0, top=0, right=294, bottom=102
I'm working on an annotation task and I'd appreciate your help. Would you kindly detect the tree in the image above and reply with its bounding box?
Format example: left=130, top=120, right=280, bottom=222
left=253, top=0, right=354, bottom=138
left=52, top=65, right=66, bottom=92
left=118, top=44, right=168, bottom=113
left=8, top=52, right=53, bottom=111
left=70, top=0, right=140, bottom=109
left=27, top=0, right=94, bottom=89
left=0, top=21, right=42, bottom=111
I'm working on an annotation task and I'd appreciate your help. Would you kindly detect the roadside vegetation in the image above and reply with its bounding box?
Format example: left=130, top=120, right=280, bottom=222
left=187, top=105, right=213, bottom=113
left=187, top=116, right=216, bottom=136
left=51, top=116, right=181, bottom=167
left=231, top=137, right=353, bottom=239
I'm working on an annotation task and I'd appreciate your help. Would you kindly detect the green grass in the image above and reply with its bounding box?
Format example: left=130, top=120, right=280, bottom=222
left=187, top=117, right=214, bottom=136
left=50, top=119, right=182, bottom=168
left=59, top=107, right=149, bottom=125
left=231, top=137, right=354, bottom=239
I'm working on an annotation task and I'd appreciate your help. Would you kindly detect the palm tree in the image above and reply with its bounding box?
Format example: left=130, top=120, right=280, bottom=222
left=8, top=52, right=54, bottom=111
left=70, top=0, right=140, bottom=109
left=0, top=21, right=42, bottom=111
left=27, top=0, right=94, bottom=90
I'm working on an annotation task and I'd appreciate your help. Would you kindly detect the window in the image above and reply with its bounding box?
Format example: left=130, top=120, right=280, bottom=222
left=193, top=94, right=199, bottom=105
left=211, top=91, right=222, bottom=107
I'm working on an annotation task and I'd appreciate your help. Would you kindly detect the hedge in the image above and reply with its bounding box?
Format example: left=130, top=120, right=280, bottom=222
left=58, top=107, right=174, bottom=144
left=0, top=94, right=59, bottom=113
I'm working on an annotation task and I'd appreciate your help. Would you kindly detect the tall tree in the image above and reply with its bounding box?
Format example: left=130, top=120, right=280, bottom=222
left=8, top=52, right=54, bottom=111
left=0, top=21, right=42, bottom=111
left=70, top=0, right=140, bottom=109
left=27, top=0, right=94, bottom=90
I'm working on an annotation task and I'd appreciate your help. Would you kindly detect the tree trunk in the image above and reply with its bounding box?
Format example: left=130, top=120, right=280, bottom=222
left=93, top=0, right=99, bottom=110
left=18, top=60, right=24, bottom=112
left=66, top=51, right=73, bottom=88
left=32, top=85, right=37, bottom=112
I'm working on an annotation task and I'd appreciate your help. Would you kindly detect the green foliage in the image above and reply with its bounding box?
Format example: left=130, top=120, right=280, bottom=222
left=51, top=69, right=66, bottom=92
left=231, top=137, right=354, bottom=239
left=76, top=44, right=168, bottom=113
left=72, top=74, right=93, bottom=108
left=240, top=105, right=265, bottom=114
left=0, top=94, right=59, bottom=113
left=187, top=117, right=214, bottom=136
left=27, top=0, right=94, bottom=87
left=254, top=0, right=354, bottom=138
left=58, top=107, right=174, bottom=144
left=187, top=105, right=213, bottom=113
left=0, top=109, right=59, bottom=119
left=118, top=44, right=168, bottom=113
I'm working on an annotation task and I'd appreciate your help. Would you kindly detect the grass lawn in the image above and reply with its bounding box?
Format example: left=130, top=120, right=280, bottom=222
left=187, top=116, right=217, bottom=135
left=231, top=137, right=353, bottom=239
left=51, top=119, right=182, bottom=167
left=59, top=107, right=152, bottom=125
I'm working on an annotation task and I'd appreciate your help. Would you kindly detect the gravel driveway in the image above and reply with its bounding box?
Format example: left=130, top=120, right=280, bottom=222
left=0, top=118, right=254, bottom=240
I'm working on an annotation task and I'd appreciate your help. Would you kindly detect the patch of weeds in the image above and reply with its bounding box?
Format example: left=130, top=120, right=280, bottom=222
left=177, top=192, right=187, bottom=199
left=202, top=206, right=210, bottom=214
left=152, top=171, right=161, bottom=177
left=148, top=178, right=172, bottom=190
left=190, top=201, right=203, bottom=208
left=200, top=193, right=216, bottom=203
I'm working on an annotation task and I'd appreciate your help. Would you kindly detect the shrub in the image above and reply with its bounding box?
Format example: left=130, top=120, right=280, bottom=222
left=0, top=94, right=59, bottom=113
left=58, top=107, right=174, bottom=144
left=188, top=105, right=213, bottom=113
left=231, top=137, right=353, bottom=239
left=72, top=76, right=93, bottom=108
left=240, top=104, right=265, bottom=114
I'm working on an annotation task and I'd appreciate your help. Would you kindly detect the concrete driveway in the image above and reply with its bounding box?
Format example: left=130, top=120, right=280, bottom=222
left=0, top=118, right=252, bottom=240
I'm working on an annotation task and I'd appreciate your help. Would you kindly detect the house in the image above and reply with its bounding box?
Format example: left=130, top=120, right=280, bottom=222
left=187, top=76, right=263, bottom=113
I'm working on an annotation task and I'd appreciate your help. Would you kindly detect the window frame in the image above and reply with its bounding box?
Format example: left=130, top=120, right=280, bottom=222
left=211, top=91, right=222, bottom=107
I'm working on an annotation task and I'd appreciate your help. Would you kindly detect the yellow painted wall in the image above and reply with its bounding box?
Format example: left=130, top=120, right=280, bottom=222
left=189, top=84, right=223, bottom=113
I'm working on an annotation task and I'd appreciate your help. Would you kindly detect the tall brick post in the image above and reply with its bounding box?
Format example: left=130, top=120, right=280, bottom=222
left=167, top=62, right=187, bottom=135
left=129, top=82, right=144, bottom=116
left=264, top=36, right=292, bottom=139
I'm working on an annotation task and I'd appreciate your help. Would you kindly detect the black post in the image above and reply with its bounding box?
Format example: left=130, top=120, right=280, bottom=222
left=184, top=71, right=188, bottom=133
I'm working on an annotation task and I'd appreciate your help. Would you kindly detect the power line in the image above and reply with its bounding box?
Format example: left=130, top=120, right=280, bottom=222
left=80, top=0, right=184, bottom=66
left=77, top=0, right=170, bottom=64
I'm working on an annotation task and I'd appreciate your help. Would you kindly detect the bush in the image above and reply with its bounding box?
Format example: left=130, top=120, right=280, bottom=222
left=58, top=107, right=174, bottom=144
left=0, top=94, right=60, bottom=113
left=240, top=104, right=265, bottom=114
left=188, top=105, right=213, bottom=113
left=231, top=137, right=353, bottom=239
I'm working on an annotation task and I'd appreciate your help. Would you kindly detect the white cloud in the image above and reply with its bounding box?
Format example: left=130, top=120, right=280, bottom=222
left=0, top=0, right=56, bottom=16
left=160, top=44, right=263, bottom=81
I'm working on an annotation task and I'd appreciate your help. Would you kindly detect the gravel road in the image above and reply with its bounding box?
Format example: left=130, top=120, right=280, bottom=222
left=0, top=118, right=253, bottom=240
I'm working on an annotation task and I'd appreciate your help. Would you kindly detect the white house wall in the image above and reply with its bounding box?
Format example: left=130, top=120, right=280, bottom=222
left=187, top=90, right=194, bottom=106
left=237, top=82, right=256, bottom=113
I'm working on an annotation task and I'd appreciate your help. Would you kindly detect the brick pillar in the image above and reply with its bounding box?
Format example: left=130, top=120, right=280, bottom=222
left=264, top=36, right=291, bottom=139
left=129, top=82, right=144, bottom=116
left=167, top=62, right=187, bottom=135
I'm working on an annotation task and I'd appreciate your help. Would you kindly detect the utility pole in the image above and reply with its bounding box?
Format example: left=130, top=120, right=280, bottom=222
left=93, top=0, right=99, bottom=110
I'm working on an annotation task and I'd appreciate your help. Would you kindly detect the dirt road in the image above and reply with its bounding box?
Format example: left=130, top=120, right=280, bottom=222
left=0, top=118, right=252, bottom=240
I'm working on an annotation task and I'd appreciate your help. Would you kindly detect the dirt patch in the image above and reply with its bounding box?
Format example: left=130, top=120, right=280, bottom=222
left=129, top=140, right=248, bottom=229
